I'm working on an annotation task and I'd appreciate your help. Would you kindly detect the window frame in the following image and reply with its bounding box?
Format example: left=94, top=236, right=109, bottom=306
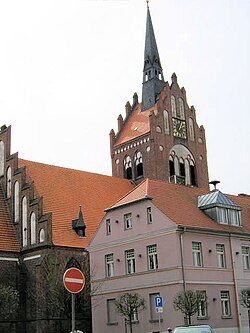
left=147, top=244, right=158, bottom=270
left=220, top=291, right=231, bottom=318
left=197, top=290, right=207, bottom=318
left=124, top=213, right=132, bottom=230
left=105, top=253, right=115, bottom=278
left=147, top=207, right=153, bottom=224
left=242, top=246, right=250, bottom=270
left=106, top=219, right=111, bottom=235
left=107, top=298, right=118, bottom=325
left=125, top=249, right=136, bottom=274
left=192, top=242, right=203, bottom=267
left=216, top=244, right=226, bottom=268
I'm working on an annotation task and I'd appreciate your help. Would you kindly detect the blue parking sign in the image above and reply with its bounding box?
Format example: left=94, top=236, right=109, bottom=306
left=155, top=296, right=163, bottom=309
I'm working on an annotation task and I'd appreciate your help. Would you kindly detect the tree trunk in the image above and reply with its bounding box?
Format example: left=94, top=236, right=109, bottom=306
left=129, top=315, right=133, bottom=333
left=188, top=315, right=192, bottom=326
left=248, top=308, right=250, bottom=333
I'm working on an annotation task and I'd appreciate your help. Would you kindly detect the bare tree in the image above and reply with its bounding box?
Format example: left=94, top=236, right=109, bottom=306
left=0, top=284, right=19, bottom=319
left=115, top=292, right=146, bottom=333
left=239, top=288, right=250, bottom=333
left=173, top=290, right=204, bottom=325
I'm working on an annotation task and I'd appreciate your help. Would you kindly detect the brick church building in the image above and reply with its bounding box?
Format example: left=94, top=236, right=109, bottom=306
left=0, top=3, right=249, bottom=333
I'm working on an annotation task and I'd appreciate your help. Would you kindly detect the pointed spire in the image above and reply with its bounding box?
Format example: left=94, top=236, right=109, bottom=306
left=142, top=4, right=164, bottom=111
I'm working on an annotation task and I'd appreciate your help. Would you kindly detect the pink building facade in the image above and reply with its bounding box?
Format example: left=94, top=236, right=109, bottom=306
left=88, top=180, right=250, bottom=333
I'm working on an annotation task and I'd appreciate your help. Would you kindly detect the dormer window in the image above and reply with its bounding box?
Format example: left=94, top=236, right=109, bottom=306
left=72, top=206, right=86, bottom=237
left=198, top=190, right=242, bottom=226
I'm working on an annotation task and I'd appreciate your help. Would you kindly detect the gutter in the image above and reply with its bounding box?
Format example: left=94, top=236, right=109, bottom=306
left=178, top=226, right=186, bottom=292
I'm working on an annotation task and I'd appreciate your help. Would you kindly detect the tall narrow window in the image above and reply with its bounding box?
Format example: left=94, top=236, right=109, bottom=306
left=197, top=291, right=207, bottom=318
left=124, top=156, right=132, bottom=180
left=190, top=160, right=196, bottom=186
left=14, top=181, right=19, bottom=223
left=221, top=291, right=231, bottom=317
left=6, top=166, right=12, bottom=198
left=179, top=98, right=185, bottom=119
left=179, top=158, right=185, bottom=178
left=163, top=110, right=169, bottom=134
left=105, top=253, right=114, bottom=277
left=216, top=244, right=226, bottom=268
left=0, top=141, right=4, bottom=176
left=107, top=299, right=117, bottom=324
left=189, top=118, right=195, bottom=141
left=169, top=156, right=175, bottom=177
left=171, top=95, right=177, bottom=117
left=242, top=246, right=250, bottom=270
left=22, top=196, right=28, bottom=247
left=147, top=207, right=153, bottom=224
left=39, top=229, right=45, bottom=243
left=134, top=151, right=143, bottom=178
left=124, top=213, right=132, bottom=230
left=125, top=249, right=135, bottom=274
left=106, top=219, right=111, bottom=235
left=147, top=244, right=158, bottom=270
left=192, top=242, right=202, bottom=267
left=30, top=212, right=36, bottom=245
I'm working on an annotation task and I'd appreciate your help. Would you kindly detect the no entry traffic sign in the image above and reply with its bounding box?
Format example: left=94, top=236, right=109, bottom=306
left=63, top=268, right=85, bottom=294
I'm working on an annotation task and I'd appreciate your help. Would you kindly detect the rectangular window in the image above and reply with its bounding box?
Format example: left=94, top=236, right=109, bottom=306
left=197, top=291, right=207, bottom=318
left=147, top=207, right=153, bottom=224
left=192, top=242, right=203, bottom=267
left=124, top=213, right=132, bottom=230
left=242, top=246, right=250, bottom=270
left=106, top=219, right=111, bottom=235
left=221, top=291, right=231, bottom=317
left=105, top=253, right=114, bottom=277
left=131, top=309, right=138, bottom=322
left=216, top=244, right=226, bottom=268
left=147, top=244, right=158, bottom=270
left=107, top=299, right=117, bottom=324
left=125, top=249, right=135, bottom=274
left=149, top=293, right=160, bottom=321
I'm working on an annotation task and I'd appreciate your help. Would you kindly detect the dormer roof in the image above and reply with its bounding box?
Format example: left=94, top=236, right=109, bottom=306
left=198, top=190, right=241, bottom=210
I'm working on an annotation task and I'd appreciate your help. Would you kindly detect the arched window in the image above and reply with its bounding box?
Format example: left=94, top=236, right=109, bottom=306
left=189, top=118, right=195, bottom=141
left=171, top=95, right=177, bottom=117
left=179, top=98, right=185, bottom=119
left=134, top=151, right=143, bottom=178
left=124, top=156, right=132, bottom=180
left=169, top=155, right=175, bottom=177
left=0, top=141, right=4, bottom=176
left=39, top=229, right=45, bottom=243
left=30, top=212, right=36, bottom=245
left=163, top=110, right=169, bottom=134
left=22, top=196, right=28, bottom=247
left=14, top=181, right=19, bottom=223
left=6, top=166, right=12, bottom=198
left=179, top=158, right=185, bottom=178
left=185, top=159, right=191, bottom=185
left=190, top=160, right=197, bottom=186
left=174, top=156, right=179, bottom=176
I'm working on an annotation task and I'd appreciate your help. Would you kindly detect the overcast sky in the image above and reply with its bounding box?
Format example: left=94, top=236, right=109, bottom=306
left=0, top=0, right=249, bottom=195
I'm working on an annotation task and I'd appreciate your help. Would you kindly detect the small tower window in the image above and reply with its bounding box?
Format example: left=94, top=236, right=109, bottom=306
left=22, top=196, right=28, bottom=247
left=6, top=166, right=12, bottom=198
left=171, top=95, right=177, bottom=117
left=189, top=118, right=195, bottom=141
left=14, top=181, right=19, bottom=223
left=134, top=151, right=143, bottom=178
left=124, top=156, right=132, bottom=180
left=163, top=110, right=169, bottom=134
left=0, top=141, right=4, bottom=176
left=179, top=98, right=185, bottom=119
left=190, top=160, right=196, bottom=186
left=169, top=155, right=175, bottom=177
left=30, top=212, right=36, bottom=245
left=179, top=158, right=185, bottom=178
left=39, top=229, right=45, bottom=243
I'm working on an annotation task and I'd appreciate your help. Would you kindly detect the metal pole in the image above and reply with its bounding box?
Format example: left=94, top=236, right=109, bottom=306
left=159, top=311, right=161, bottom=333
left=72, top=293, right=75, bottom=333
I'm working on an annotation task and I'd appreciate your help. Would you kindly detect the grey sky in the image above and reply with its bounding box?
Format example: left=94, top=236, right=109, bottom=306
left=0, top=0, right=249, bottom=194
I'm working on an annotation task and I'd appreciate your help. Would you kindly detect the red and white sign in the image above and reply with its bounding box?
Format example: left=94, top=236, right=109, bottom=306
left=63, top=268, right=85, bottom=294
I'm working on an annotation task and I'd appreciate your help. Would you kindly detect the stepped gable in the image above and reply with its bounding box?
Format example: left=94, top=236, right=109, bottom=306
left=0, top=187, right=20, bottom=252
left=107, top=178, right=250, bottom=234
left=18, top=159, right=134, bottom=248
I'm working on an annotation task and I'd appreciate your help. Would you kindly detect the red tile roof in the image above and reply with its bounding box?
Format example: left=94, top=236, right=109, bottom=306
left=108, top=179, right=250, bottom=234
left=0, top=187, right=20, bottom=252
left=19, top=159, right=134, bottom=248
left=114, top=104, right=154, bottom=146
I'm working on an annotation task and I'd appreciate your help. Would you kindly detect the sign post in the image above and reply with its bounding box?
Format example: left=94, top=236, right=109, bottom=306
left=63, top=268, right=85, bottom=333
left=155, top=296, right=163, bottom=333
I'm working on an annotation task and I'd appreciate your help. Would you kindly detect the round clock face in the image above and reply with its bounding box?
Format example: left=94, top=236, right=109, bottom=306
left=173, top=118, right=187, bottom=139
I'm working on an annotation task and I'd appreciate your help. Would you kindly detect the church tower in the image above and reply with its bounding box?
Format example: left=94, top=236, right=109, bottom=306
left=110, top=4, right=209, bottom=189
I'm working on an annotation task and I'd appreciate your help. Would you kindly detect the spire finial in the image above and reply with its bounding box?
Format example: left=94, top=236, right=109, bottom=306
left=146, top=0, right=149, bottom=7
